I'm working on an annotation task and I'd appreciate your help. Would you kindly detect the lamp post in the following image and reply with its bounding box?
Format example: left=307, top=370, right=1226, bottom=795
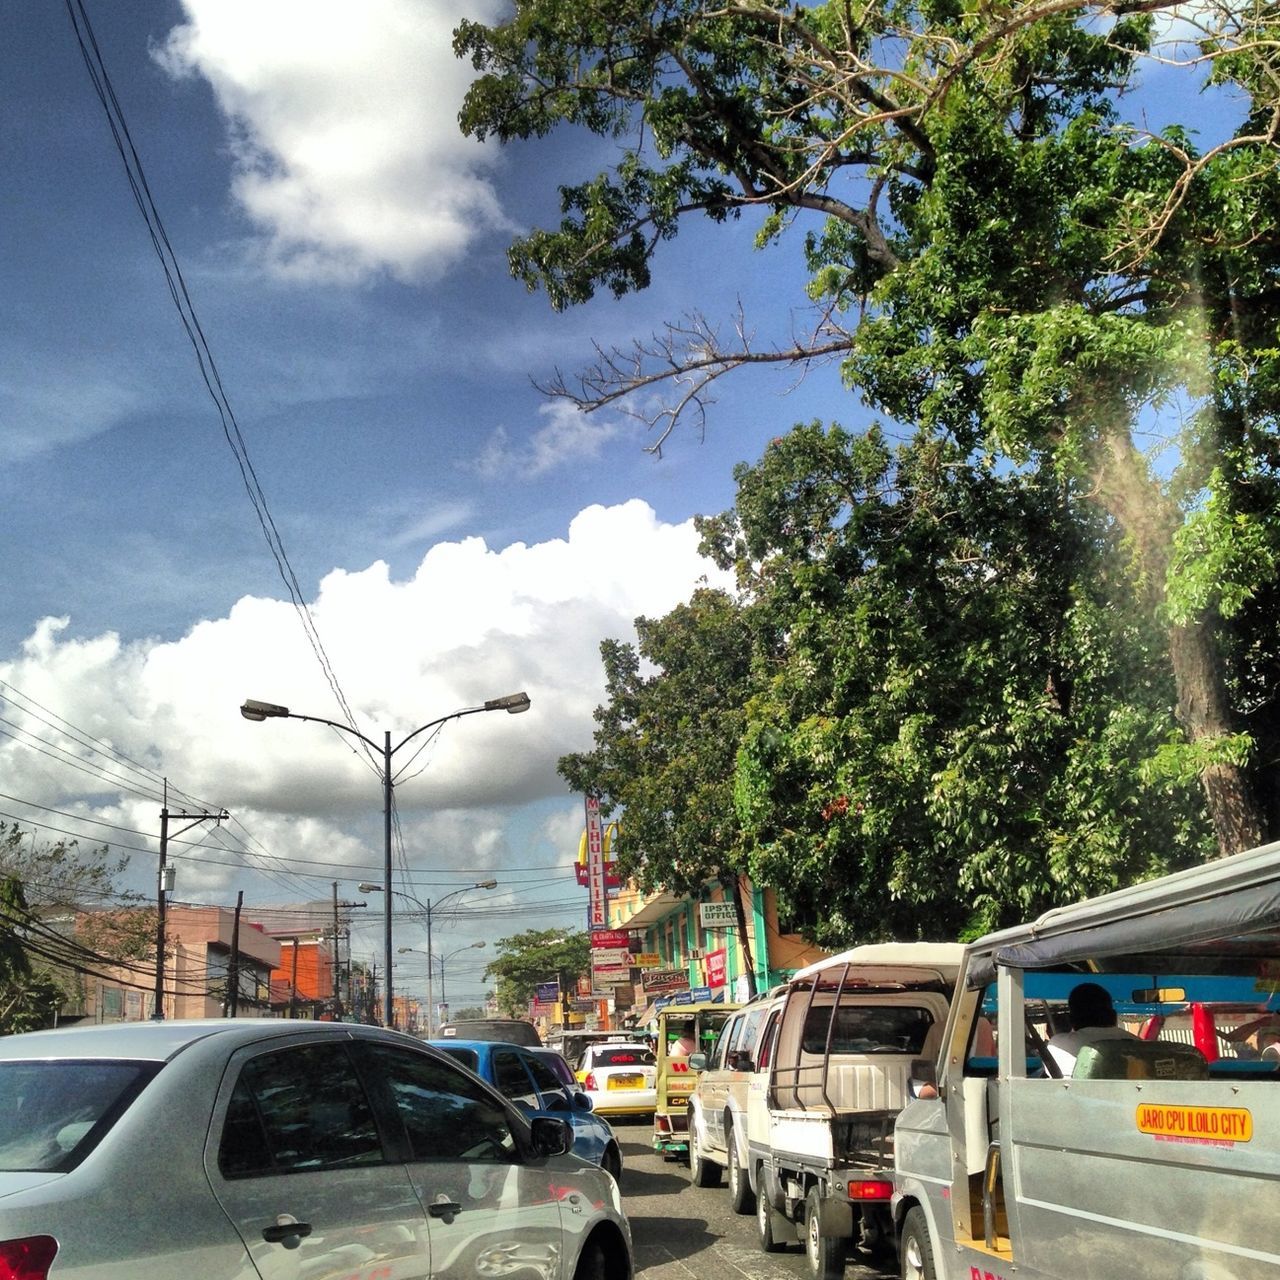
left=241, top=691, right=528, bottom=1028
left=399, top=940, right=486, bottom=1029
left=361, top=881, right=495, bottom=1035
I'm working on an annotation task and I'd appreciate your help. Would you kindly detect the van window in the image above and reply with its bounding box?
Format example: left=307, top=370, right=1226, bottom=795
left=801, top=1004, right=934, bottom=1055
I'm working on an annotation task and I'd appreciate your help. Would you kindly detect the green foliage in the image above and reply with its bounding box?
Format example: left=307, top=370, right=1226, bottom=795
left=713, top=423, right=1212, bottom=941
left=558, top=588, right=761, bottom=901
left=484, top=929, right=591, bottom=1018
left=460, top=0, right=1280, bottom=855
left=0, top=877, right=63, bottom=1034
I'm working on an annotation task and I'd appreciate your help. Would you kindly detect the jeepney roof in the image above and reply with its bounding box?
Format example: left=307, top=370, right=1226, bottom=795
left=657, top=1001, right=741, bottom=1016
left=790, top=942, right=965, bottom=984
left=968, top=838, right=1280, bottom=981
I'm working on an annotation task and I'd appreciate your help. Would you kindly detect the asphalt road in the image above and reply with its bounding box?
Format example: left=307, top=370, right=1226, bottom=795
left=611, top=1120, right=899, bottom=1280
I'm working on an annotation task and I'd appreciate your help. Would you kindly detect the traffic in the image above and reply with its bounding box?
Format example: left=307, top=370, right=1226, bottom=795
left=3, top=841, right=1280, bottom=1276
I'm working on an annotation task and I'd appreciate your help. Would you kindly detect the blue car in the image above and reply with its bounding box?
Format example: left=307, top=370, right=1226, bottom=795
left=432, top=1039, right=624, bottom=1184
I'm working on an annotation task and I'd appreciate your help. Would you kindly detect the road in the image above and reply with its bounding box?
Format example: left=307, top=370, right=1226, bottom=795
left=611, top=1120, right=898, bottom=1280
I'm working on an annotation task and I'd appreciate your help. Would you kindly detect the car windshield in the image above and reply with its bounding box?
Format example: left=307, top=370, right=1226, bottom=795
left=594, top=1047, right=654, bottom=1067
left=0, top=1059, right=159, bottom=1172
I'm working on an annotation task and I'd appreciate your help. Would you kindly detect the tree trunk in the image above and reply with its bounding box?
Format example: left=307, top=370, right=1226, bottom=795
left=1097, top=432, right=1267, bottom=856
left=722, top=871, right=759, bottom=998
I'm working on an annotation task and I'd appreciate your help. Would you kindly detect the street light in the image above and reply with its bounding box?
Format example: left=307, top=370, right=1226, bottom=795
left=398, top=940, right=486, bottom=1022
left=359, top=881, right=497, bottom=1035
left=240, top=691, right=528, bottom=1028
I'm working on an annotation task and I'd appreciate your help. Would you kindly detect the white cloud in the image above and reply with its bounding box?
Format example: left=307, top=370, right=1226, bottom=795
left=154, top=0, right=512, bottom=284
left=473, top=402, right=627, bottom=479
left=0, top=502, right=730, bottom=904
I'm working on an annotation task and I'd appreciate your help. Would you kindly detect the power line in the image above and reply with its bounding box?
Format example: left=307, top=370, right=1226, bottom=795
left=62, top=0, right=375, bottom=769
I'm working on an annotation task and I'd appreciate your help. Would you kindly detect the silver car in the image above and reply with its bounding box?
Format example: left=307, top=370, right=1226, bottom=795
left=0, top=1019, right=632, bottom=1279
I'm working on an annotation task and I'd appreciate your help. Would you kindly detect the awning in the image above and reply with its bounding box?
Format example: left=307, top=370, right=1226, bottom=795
left=969, top=840, right=1280, bottom=986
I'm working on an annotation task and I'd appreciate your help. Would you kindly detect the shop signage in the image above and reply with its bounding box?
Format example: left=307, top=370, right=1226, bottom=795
left=699, top=901, right=738, bottom=928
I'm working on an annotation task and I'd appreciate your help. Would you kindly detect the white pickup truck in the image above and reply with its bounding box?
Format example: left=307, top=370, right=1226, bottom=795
left=745, top=942, right=964, bottom=1280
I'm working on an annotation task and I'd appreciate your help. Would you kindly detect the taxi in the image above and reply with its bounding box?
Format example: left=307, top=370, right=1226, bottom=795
left=578, top=1041, right=658, bottom=1117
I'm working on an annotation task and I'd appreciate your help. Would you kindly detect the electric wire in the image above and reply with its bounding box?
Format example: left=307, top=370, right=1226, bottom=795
left=62, top=0, right=375, bottom=771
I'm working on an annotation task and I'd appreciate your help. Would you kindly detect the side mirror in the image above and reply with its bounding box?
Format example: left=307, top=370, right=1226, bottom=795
left=529, top=1116, right=573, bottom=1158
left=688, top=1051, right=708, bottom=1071
left=572, top=1091, right=594, bottom=1112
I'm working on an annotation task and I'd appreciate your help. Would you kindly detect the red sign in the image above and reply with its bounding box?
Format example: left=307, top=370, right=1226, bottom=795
left=706, top=947, right=727, bottom=990
left=589, top=930, right=633, bottom=950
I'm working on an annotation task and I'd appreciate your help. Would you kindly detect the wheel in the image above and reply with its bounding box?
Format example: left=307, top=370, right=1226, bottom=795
left=726, top=1125, right=755, bottom=1214
left=900, top=1205, right=937, bottom=1280
left=756, top=1171, right=788, bottom=1253
left=601, top=1142, right=623, bottom=1186
left=689, top=1122, right=722, bottom=1188
left=805, top=1188, right=848, bottom=1280
left=573, top=1239, right=607, bottom=1280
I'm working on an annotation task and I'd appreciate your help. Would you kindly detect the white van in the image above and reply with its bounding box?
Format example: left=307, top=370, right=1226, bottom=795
left=745, top=943, right=964, bottom=1279
left=894, top=839, right=1280, bottom=1280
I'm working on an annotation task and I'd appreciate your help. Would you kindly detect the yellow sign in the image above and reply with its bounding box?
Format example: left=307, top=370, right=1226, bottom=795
left=633, top=953, right=661, bottom=969
left=1136, top=1104, right=1252, bottom=1145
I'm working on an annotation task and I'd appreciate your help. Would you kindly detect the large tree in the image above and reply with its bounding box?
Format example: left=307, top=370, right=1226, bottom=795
left=700, top=422, right=1212, bottom=941
left=559, top=589, right=767, bottom=991
left=485, top=929, right=591, bottom=1017
left=456, top=0, right=1280, bottom=855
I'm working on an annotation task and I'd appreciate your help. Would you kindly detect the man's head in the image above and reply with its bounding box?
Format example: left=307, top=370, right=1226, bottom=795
left=1067, top=982, right=1117, bottom=1031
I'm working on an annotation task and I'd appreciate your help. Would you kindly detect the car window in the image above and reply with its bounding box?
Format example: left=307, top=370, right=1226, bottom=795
left=740, top=1008, right=766, bottom=1059
left=437, top=1046, right=480, bottom=1073
left=801, top=1004, right=935, bottom=1055
left=524, top=1051, right=570, bottom=1100
left=711, top=1016, right=741, bottom=1068
left=757, top=1010, right=780, bottom=1070
left=533, top=1051, right=577, bottom=1088
left=492, top=1050, right=541, bottom=1108
left=0, top=1060, right=158, bottom=1173
left=356, top=1043, right=518, bottom=1163
left=219, top=1042, right=383, bottom=1179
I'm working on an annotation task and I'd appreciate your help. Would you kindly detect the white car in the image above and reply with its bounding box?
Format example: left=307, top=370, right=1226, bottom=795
left=0, top=1019, right=632, bottom=1279
left=577, top=1041, right=658, bottom=1118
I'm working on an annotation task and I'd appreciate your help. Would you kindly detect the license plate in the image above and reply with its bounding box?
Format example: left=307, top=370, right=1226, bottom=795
left=608, top=1074, right=644, bottom=1089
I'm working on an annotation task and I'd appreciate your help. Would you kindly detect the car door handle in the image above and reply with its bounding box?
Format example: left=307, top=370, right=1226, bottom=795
left=428, top=1200, right=463, bottom=1219
left=262, top=1217, right=312, bottom=1244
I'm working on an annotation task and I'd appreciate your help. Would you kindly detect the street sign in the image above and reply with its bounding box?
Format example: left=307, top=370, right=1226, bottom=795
left=699, top=901, right=737, bottom=928
left=642, top=968, right=688, bottom=994
left=589, top=929, right=633, bottom=949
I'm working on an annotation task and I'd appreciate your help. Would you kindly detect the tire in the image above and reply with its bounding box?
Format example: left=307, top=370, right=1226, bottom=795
left=726, top=1125, right=755, bottom=1214
left=601, top=1143, right=623, bottom=1187
left=689, top=1128, right=722, bottom=1188
left=574, top=1239, right=607, bottom=1280
left=756, top=1171, right=788, bottom=1253
left=899, top=1206, right=937, bottom=1280
left=805, top=1188, right=848, bottom=1280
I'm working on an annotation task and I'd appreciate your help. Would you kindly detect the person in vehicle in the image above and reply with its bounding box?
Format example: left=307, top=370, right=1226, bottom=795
left=669, top=1024, right=698, bottom=1057
left=1047, top=982, right=1137, bottom=1074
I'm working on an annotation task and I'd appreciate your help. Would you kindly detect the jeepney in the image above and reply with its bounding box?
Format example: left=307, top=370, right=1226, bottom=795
left=895, top=838, right=1280, bottom=1280
left=652, top=999, right=740, bottom=1158
left=746, top=943, right=963, bottom=1279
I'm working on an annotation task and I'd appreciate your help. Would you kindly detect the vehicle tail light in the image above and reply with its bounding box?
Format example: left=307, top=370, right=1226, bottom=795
left=0, top=1236, right=58, bottom=1280
left=583, top=1072, right=598, bottom=1090
left=847, top=1180, right=893, bottom=1201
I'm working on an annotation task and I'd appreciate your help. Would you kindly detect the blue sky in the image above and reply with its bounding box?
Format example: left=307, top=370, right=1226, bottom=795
left=0, top=2, right=1235, bottom=1010
left=1, top=0, right=860, bottom=1008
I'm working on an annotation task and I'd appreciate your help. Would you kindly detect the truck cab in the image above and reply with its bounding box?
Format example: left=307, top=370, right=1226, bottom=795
left=894, top=839, right=1280, bottom=1280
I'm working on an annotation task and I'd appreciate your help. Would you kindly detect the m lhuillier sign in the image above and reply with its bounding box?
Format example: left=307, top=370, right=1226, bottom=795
left=699, top=901, right=737, bottom=929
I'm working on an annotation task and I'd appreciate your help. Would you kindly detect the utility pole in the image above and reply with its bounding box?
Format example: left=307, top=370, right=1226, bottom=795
left=154, top=782, right=228, bottom=1021
left=225, top=890, right=244, bottom=1017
